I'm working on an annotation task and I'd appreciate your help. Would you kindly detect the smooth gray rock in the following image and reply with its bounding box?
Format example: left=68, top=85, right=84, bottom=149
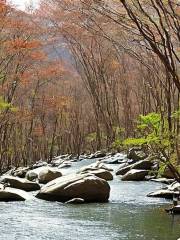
left=0, top=184, right=33, bottom=201
left=0, top=176, right=40, bottom=191
left=38, top=168, right=62, bottom=184
left=131, top=160, right=154, bottom=170
left=36, top=173, right=110, bottom=203
left=80, top=169, right=113, bottom=181
left=121, top=169, right=149, bottom=181
left=116, top=159, right=153, bottom=176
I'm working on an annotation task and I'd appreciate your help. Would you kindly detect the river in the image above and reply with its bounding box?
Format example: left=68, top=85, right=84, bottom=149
left=0, top=159, right=179, bottom=240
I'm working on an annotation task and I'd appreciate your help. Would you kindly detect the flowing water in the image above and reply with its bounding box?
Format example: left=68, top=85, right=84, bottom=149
left=0, top=159, right=179, bottom=240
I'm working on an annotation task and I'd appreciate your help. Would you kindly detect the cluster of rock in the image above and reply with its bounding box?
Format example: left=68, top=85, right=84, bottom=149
left=114, top=148, right=156, bottom=181
left=0, top=148, right=179, bottom=206
left=0, top=159, right=112, bottom=203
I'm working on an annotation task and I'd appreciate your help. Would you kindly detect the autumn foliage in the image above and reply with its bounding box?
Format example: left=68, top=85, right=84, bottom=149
left=0, top=0, right=179, bottom=173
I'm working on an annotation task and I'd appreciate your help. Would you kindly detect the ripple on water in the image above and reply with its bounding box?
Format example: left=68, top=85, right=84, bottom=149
left=0, top=159, right=180, bottom=240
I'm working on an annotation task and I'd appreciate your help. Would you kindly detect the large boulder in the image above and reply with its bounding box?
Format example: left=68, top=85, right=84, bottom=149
left=0, top=176, right=40, bottom=192
left=127, top=148, right=147, bottom=161
left=0, top=184, right=32, bottom=201
left=116, top=159, right=153, bottom=176
left=121, top=169, right=149, bottom=181
left=26, top=171, right=38, bottom=181
left=26, top=166, right=62, bottom=183
left=131, top=160, right=154, bottom=170
left=38, top=168, right=62, bottom=184
left=36, top=173, right=110, bottom=203
left=77, top=161, right=113, bottom=181
left=80, top=169, right=113, bottom=181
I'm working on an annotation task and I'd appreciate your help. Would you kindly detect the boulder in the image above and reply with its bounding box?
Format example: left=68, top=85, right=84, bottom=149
left=80, top=169, right=113, bottom=181
left=26, top=166, right=62, bottom=183
left=127, top=148, right=147, bottom=161
left=115, top=164, right=131, bottom=176
left=65, top=198, right=85, bottom=204
left=38, top=168, right=62, bottom=184
left=0, top=176, right=40, bottom=191
left=26, top=171, right=38, bottom=181
left=147, top=189, right=178, bottom=199
left=116, top=159, right=153, bottom=176
left=121, top=169, right=149, bottom=181
left=0, top=184, right=32, bottom=201
left=131, top=160, right=154, bottom=170
left=36, top=173, right=110, bottom=203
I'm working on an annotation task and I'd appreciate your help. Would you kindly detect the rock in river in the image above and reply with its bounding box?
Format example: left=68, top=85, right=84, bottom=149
left=0, top=176, right=40, bottom=191
left=116, top=160, right=153, bottom=176
left=131, top=160, right=154, bottom=170
left=38, top=168, right=62, bottom=184
left=121, top=169, right=149, bottom=181
left=147, top=189, right=178, bottom=199
left=0, top=184, right=32, bottom=201
left=115, top=164, right=131, bottom=176
left=80, top=169, right=113, bottom=181
left=127, top=148, right=147, bottom=161
left=36, top=173, right=110, bottom=203
left=78, top=161, right=113, bottom=173
left=26, top=166, right=62, bottom=183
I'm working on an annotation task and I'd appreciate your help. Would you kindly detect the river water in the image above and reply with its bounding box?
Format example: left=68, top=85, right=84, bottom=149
left=0, top=159, right=179, bottom=240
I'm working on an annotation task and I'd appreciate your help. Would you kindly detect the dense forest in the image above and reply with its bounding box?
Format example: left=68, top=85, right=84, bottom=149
left=0, top=0, right=179, bottom=178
